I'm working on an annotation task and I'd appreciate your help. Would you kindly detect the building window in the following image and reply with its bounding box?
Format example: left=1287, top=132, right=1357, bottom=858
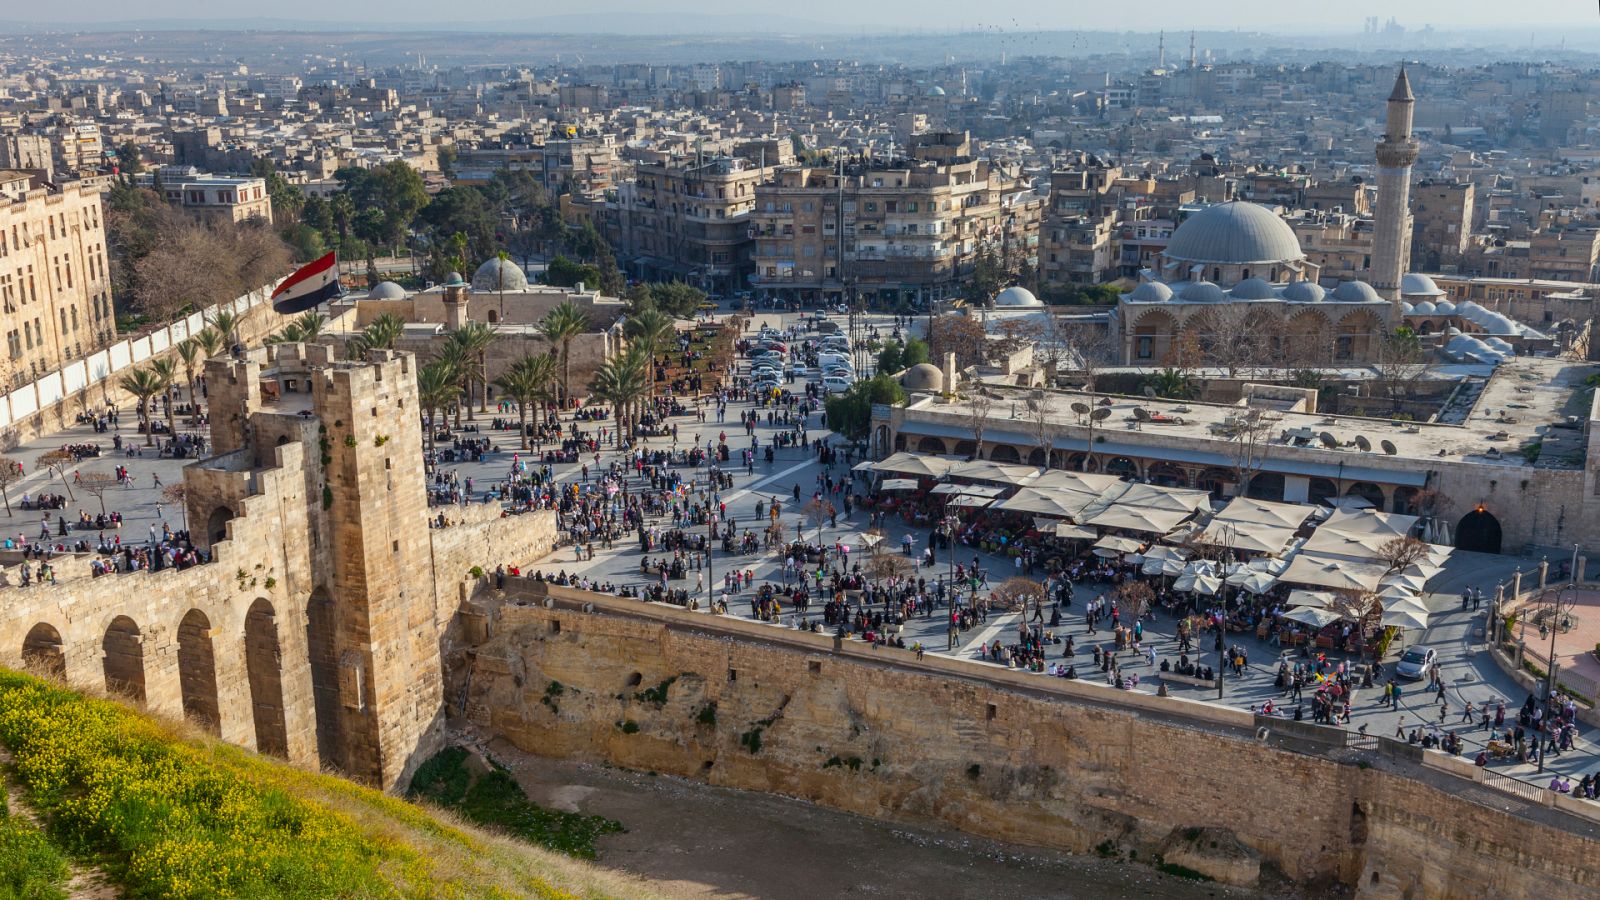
left=1136, top=336, right=1153, bottom=359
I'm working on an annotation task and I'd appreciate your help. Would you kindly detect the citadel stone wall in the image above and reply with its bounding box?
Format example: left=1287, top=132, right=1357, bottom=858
left=456, top=587, right=1600, bottom=900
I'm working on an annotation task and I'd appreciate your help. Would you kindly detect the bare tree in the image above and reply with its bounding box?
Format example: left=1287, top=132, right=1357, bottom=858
left=1060, top=321, right=1118, bottom=393
left=0, top=456, right=20, bottom=516
left=928, top=315, right=988, bottom=372
left=161, top=482, right=189, bottom=530
left=1028, top=390, right=1055, bottom=469
left=868, top=552, right=914, bottom=586
left=1371, top=327, right=1432, bottom=417
left=36, top=449, right=76, bottom=502
left=77, top=472, right=118, bottom=516
left=1377, top=535, right=1431, bottom=574
left=993, top=576, right=1044, bottom=612
left=1114, top=580, right=1156, bottom=620
left=965, top=390, right=996, bottom=461
left=1224, top=408, right=1276, bottom=499
left=803, top=497, right=835, bottom=545
left=1188, top=304, right=1276, bottom=379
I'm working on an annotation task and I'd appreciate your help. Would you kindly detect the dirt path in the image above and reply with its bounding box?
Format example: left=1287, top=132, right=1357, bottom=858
left=0, top=746, right=117, bottom=899
left=471, top=733, right=1297, bottom=900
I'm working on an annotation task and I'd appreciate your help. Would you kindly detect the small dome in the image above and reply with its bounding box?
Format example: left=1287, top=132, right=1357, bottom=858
left=471, top=257, right=529, bottom=292
left=1128, top=281, right=1174, bottom=302
left=1332, top=280, right=1382, bottom=303
left=928, top=85, right=947, bottom=96
left=1412, top=300, right=1437, bottom=315
left=1401, top=301, right=1415, bottom=314
left=1484, top=337, right=1514, bottom=352
left=1434, top=299, right=1456, bottom=314
left=1400, top=273, right=1446, bottom=297
left=1179, top=280, right=1227, bottom=302
left=1281, top=281, right=1326, bottom=303
left=1458, top=300, right=1481, bottom=313
left=1445, top=326, right=1462, bottom=336
left=1230, top=277, right=1277, bottom=300
left=368, top=280, right=407, bottom=300
left=901, top=363, right=944, bottom=392
left=993, top=285, right=1043, bottom=307
left=1483, top=313, right=1516, bottom=333
left=444, top=271, right=465, bottom=286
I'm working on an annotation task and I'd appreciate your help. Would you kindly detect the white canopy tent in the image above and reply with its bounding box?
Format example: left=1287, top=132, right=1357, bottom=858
left=1278, top=553, right=1390, bottom=593
left=1283, top=606, right=1343, bottom=628
left=1286, top=589, right=1336, bottom=609
left=944, top=460, right=1043, bottom=486
left=871, top=453, right=961, bottom=479
left=879, top=479, right=920, bottom=491
left=1380, top=608, right=1429, bottom=630
left=1054, top=523, right=1099, bottom=541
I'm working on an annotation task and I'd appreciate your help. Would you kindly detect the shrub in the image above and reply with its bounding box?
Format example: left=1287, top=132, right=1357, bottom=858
left=0, top=795, right=69, bottom=900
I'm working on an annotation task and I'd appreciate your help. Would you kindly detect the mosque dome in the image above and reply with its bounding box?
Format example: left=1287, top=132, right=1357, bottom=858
left=1401, top=273, right=1446, bottom=297
left=1163, top=201, right=1305, bottom=266
left=444, top=271, right=465, bottom=286
left=1401, top=301, right=1415, bottom=314
left=1412, top=300, right=1437, bottom=315
left=1128, top=281, right=1174, bottom=302
left=471, top=257, right=529, bottom=292
left=928, top=85, right=947, bottom=96
left=368, top=281, right=407, bottom=300
left=1179, top=280, right=1227, bottom=302
left=1434, top=299, right=1456, bottom=314
left=1281, top=281, right=1326, bottom=303
left=993, top=285, right=1043, bottom=308
left=1331, top=280, right=1383, bottom=303
left=1229, top=277, right=1278, bottom=300
left=901, top=363, right=944, bottom=392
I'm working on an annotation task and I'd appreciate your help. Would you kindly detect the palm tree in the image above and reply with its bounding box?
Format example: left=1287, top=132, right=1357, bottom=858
left=348, top=313, right=405, bottom=360
left=539, top=300, right=588, bottom=409
left=432, top=338, right=472, bottom=429
left=118, top=366, right=164, bottom=447
left=264, top=322, right=305, bottom=345
left=148, top=357, right=180, bottom=439
left=592, top=347, right=648, bottom=443
left=449, top=320, right=498, bottom=418
left=1145, top=367, right=1197, bottom=400
left=415, top=359, right=459, bottom=455
left=176, top=339, right=203, bottom=424
left=208, top=309, right=240, bottom=349
left=624, top=308, right=676, bottom=400
left=295, top=311, right=327, bottom=340
left=493, top=355, right=556, bottom=450
left=194, top=326, right=225, bottom=360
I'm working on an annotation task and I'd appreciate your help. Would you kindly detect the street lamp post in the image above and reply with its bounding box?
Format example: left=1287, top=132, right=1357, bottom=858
left=1538, top=544, right=1580, bottom=772
left=706, top=512, right=718, bottom=613
left=1216, top=522, right=1236, bottom=700
left=942, top=512, right=960, bottom=610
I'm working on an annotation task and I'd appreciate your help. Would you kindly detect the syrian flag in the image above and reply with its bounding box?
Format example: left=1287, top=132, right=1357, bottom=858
left=271, top=252, right=341, bottom=314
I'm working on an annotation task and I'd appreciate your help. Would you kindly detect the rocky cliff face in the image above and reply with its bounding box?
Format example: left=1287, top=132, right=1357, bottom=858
left=455, top=599, right=1600, bottom=899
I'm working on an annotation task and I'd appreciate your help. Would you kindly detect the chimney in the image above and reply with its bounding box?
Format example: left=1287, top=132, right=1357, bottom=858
left=943, top=351, right=958, bottom=394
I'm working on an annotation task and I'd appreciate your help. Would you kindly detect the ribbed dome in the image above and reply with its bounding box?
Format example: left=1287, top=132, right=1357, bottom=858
left=471, top=257, right=528, bottom=292
left=901, top=363, right=944, bottom=392
left=1230, top=277, right=1278, bottom=300
left=994, top=285, right=1043, bottom=307
left=1332, top=280, right=1383, bottom=303
left=1401, top=273, right=1445, bottom=297
left=1179, top=280, right=1227, bottom=302
left=1164, top=201, right=1305, bottom=265
left=368, top=281, right=407, bottom=300
left=1128, top=281, right=1174, bottom=302
left=1281, top=281, right=1326, bottom=303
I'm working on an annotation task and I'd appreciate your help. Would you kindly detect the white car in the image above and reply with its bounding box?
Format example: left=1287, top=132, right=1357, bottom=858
left=821, top=375, right=855, bottom=392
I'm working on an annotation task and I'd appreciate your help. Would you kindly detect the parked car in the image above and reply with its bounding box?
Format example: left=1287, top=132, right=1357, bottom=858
left=821, top=375, right=855, bottom=392
left=1394, top=646, right=1436, bottom=679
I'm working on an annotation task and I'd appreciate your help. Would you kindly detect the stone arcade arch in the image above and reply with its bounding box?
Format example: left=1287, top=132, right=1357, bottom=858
left=916, top=436, right=946, bottom=454
left=306, top=588, right=343, bottom=770
left=1345, top=481, right=1385, bottom=510
left=21, top=623, right=65, bottom=681
left=1456, top=507, right=1503, bottom=555
left=988, top=444, right=1022, bottom=463
left=244, top=598, right=289, bottom=758
left=1245, top=472, right=1286, bottom=502
left=1131, top=309, right=1178, bottom=363
left=1146, top=463, right=1188, bottom=487
left=177, top=609, right=221, bottom=735
left=1285, top=309, right=1332, bottom=365
left=206, top=506, right=235, bottom=547
left=102, top=615, right=146, bottom=704
left=1308, top=478, right=1339, bottom=506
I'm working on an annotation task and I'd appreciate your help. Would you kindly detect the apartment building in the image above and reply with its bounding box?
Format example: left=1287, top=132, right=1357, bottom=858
left=750, top=133, right=1040, bottom=305
left=603, top=155, right=768, bottom=293
left=1040, top=158, right=1121, bottom=286
left=0, top=173, right=116, bottom=389
left=135, top=166, right=273, bottom=224
left=1411, top=180, right=1474, bottom=270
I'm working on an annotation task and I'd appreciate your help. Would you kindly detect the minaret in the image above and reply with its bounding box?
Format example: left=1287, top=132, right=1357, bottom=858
left=1371, top=67, right=1419, bottom=312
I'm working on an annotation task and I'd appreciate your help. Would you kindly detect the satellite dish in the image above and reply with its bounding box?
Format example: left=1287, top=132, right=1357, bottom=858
left=1142, top=386, right=1157, bottom=398
left=1091, top=407, right=1112, bottom=422
left=1355, top=435, right=1371, bottom=452
left=1133, top=407, right=1151, bottom=421
left=1380, top=439, right=1398, bottom=455
left=1070, top=402, right=1090, bottom=415
left=1318, top=431, right=1339, bottom=449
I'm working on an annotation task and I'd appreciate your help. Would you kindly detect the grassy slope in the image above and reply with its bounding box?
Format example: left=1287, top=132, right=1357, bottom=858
left=0, top=670, right=661, bottom=900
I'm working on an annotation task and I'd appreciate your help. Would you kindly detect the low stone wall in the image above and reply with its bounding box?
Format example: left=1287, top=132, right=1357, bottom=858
left=453, top=587, right=1600, bottom=900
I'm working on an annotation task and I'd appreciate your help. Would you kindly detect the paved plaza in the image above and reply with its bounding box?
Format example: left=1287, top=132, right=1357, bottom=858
left=7, top=303, right=1594, bottom=795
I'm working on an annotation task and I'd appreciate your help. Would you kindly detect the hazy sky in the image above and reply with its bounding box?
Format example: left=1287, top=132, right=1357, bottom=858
left=17, top=0, right=1592, bottom=30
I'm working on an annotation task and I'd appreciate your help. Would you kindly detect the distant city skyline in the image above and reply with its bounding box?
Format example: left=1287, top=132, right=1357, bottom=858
left=6, top=1, right=1590, bottom=33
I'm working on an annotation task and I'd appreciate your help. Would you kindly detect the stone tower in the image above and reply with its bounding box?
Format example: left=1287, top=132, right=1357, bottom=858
left=1371, top=67, right=1419, bottom=311
left=203, top=344, right=440, bottom=788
